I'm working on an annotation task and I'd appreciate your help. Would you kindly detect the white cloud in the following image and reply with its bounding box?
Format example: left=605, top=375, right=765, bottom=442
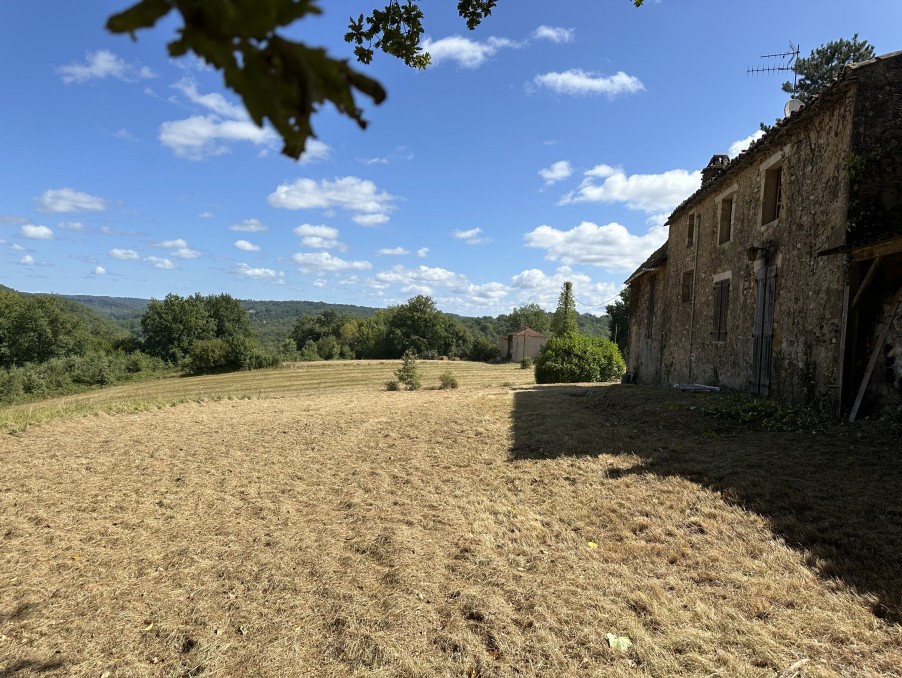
left=729, top=130, right=766, bottom=158
left=510, top=266, right=620, bottom=311
left=58, top=221, right=86, bottom=231
left=146, top=256, right=175, bottom=270
left=233, top=263, right=285, bottom=280
left=299, top=140, right=332, bottom=165
left=0, top=215, right=29, bottom=225
left=352, top=213, right=390, bottom=226
left=57, top=50, right=155, bottom=84
left=452, top=227, right=491, bottom=245
left=561, top=164, right=701, bottom=213
left=234, top=240, right=260, bottom=252
left=293, top=224, right=345, bottom=250
left=160, top=115, right=278, bottom=160
left=173, top=76, right=245, bottom=119
left=377, top=247, right=409, bottom=256
left=312, top=279, right=328, bottom=288
left=417, top=247, right=429, bottom=258
left=534, top=69, right=644, bottom=98
left=10, top=244, right=25, bottom=252
left=359, top=146, right=414, bottom=165
left=38, top=188, right=106, bottom=213
left=19, top=255, right=34, bottom=266
left=423, top=35, right=522, bottom=68
left=269, top=177, right=396, bottom=223
left=230, top=218, right=267, bottom=233
left=293, top=252, right=372, bottom=273
left=109, top=248, right=139, bottom=260
left=21, top=224, right=54, bottom=240
left=155, top=238, right=188, bottom=249
left=94, top=266, right=106, bottom=275
left=171, top=247, right=200, bottom=259
left=539, top=160, right=573, bottom=185
left=198, top=211, right=215, bottom=219
left=114, top=128, right=138, bottom=141
left=524, top=220, right=667, bottom=272
left=533, top=26, right=574, bottom=43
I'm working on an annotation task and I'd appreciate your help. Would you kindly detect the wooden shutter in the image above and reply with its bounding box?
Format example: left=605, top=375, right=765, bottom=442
left=712, top=279, right=730, bottom=342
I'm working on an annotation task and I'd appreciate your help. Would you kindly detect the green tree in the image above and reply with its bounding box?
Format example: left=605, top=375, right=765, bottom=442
left=784, top=35, right=875, bottom=103
left=550, top=282, right=578, bottom=338
left=606, top=288, right=630, bottom=358
left=500, top=303, right=551, bottom=335
left=0, top=291, right=93, bottom=367
left=107, top=1, right=645, bottom=159
left=395, top=349, right=421, bottom=390
left=386, top=295, right=444, bottom=357
left=140, top=293, right=216, bottom=363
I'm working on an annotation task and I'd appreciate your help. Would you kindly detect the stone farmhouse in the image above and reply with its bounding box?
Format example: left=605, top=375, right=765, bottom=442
left=625, top=50, right=902, bottom=418
left=498, top=328, right=548, bottom=362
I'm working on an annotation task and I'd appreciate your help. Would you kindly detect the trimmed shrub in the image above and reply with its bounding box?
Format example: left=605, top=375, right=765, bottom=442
left=439, top=371, right=459, bottom=389
left=534, top=334, right=625, bottom=384
left=395, top=350, right=421, bottom=390
left=520, top=357, right=533, bottom=369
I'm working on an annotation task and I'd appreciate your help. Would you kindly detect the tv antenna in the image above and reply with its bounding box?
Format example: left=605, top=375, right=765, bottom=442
left=748, top=42, right=801, bottom=94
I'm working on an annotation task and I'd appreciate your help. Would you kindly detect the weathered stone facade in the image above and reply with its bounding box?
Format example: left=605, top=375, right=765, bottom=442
left=627, top=50, right=902, bottom=416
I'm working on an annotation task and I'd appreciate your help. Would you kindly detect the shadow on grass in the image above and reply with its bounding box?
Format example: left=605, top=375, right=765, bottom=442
left=510, top=383, right=902, bottom=624
left=0, top=659, right=67, bottom=677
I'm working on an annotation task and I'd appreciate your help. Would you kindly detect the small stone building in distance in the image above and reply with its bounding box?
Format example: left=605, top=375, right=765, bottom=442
left=499, top=328, right=548, bottom=362
left=625, top=50, right=902, bottom=419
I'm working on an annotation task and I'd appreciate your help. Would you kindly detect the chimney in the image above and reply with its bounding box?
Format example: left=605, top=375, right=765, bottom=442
left=701, top=154, right=730, bottom=187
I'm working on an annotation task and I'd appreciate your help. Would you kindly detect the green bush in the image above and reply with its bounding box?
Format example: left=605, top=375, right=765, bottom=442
left=534, top=334, right=625, bottom=384
left=184, top=338, right=231, bottom=374
left=385, top=380, right=400, bottom=391
left=520, top=357, right=533, bottom=369
left=439, top=371, right=459, bottom=389
left=395, top=350, right=421, bottom=390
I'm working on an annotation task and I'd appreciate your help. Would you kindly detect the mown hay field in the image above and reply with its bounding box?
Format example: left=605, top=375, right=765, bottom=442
left=1, top=360, right=900, bottom=677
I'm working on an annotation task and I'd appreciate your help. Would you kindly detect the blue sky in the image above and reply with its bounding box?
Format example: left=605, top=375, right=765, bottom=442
left=1, top=1, right=898, bottom=315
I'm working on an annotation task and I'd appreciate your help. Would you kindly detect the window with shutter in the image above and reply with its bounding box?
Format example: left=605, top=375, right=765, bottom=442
left=645, top=275, right=656, bottom=340
left=711, top=279, right=730, bottom=342
left=681, top=270, right=694, bottom=302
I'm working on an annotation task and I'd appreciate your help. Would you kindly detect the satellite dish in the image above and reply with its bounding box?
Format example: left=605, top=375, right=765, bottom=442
left=784, top=98, right=804, bottom=117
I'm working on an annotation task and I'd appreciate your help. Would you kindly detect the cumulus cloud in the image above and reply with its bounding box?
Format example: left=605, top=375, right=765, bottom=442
left=312, top=279, right=328, bottom=288
left=539, top=160, right=573, bottom=185
left=452, top=227, right=491, bottom=245
left=160, top=115, right=278, bottom=160
left=509, top=266, right=620, bottom=310
left=293, top=252, right=371, bottom=273
left=155, top=238, right=188, bottom=248
left=234, top=240, right=260, bottom=252
left=729, top=130, right=766, bottom=158
left=38, top=188, right=106, bottom=213
left=524, top=221, right=667, bottom=272
left=233, top=263, right=285, bottom=280
left=269, top=177, right=396, bottom=224
left=109, top=248, right=139, bottom=260
left=173, top=76, right=244, bottom=119
left=423, top=35, right=521, bottom=68
left=371, top=264, right=510, bottom=310
left=19, top=255, right=34, bottom=266
left=21, top=224, right=54, bottom=240
left=417, top=247, right=429, bottom=258
left=146, top=256, right=175, bottom=270
left=94, top=266, right=106, bottom=275
left=377, top=247, right=409, bottom=256
left=561, top=164, right=701, bottom=213
left=533, top=26, right=574, bottom=43
left=533, top=69, right=644, bottom=98
left=154, top=238, right=199, bottom=259
left=229, top=218, right=267, bottom=233
left=293, top=224, right=345, bottom=251
left=57, top=50, right=155, bottom=84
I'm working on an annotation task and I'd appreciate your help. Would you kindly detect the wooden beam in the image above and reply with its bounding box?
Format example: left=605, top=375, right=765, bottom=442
left=850, top=236, right=902, bottom=262
left=849, top=288, right=902, bottom=422
left=851, top=256, right=883, bottom=310
left=836, top=281, right=850, bottom=418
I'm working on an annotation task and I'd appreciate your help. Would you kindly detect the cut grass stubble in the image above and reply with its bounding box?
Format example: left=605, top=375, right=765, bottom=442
left=0, top=362, right=900, bottom=677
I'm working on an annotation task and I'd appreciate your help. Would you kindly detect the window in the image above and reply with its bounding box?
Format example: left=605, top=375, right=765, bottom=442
left=686, top=213, right=695, bottom=247
left=681, top=270, right=694, bottom=302
left=719, top=195, right=734, bottom=244
left=645, top=275, right=656, bottom=339
left=711, top=279, right=730, bottom=342
left=761, top=164, right=783, bottom=225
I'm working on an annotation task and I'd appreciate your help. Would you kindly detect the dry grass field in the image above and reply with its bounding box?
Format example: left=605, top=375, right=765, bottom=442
left=1, top=360, right=900, bottom=677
